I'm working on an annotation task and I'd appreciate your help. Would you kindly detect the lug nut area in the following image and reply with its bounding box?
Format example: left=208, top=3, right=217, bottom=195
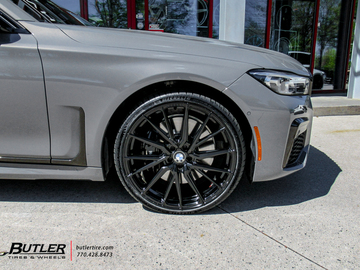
left=172, top=150, right=187, bottom=165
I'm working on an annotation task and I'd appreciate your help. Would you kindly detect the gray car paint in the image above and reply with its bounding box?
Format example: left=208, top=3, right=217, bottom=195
left=0, top=28, right=50, bottom=161
left=0, top=0, right=313, bottom=182
left=59, top=24, right=309, bottom=75
left=225, top=74, right=312, bottom=181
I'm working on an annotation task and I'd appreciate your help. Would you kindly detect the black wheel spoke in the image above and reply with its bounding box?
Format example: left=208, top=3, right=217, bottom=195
left=184, top=165, right=204, bottom=204
left=174, top=170, right=183, bottom=209
left=195, top=168, right=222, bottom=190
left=144, top=116, right=177, bottom=148
left=143, top=165, right=171, bottom=193
left=189, top=122, right=201, bottom=139
left=188, top=113, right=211, bottom=153
left=129, top=134, right=170, bottom=155
left=163, top=172, right=175, bottom=203
left=161, top=108, right=175, bottom=140
left=127, top=156, right=167, bottom=178
left=195, top=127, right=226, bottom=148
left=190, top=148, right=234, bottom=159
left=190, top=162, right=232, bottom=174
left=179, top=104, right=189, bottom=148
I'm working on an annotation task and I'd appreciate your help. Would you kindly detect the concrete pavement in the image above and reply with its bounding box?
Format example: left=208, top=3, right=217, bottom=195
left=0, top=115, right=359, bottom=269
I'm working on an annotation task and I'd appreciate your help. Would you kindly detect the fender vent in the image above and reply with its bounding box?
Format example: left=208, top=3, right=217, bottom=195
left=286, top=132, right=306, bottom=167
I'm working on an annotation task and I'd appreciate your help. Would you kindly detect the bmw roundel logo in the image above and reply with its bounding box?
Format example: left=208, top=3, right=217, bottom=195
left=173, top=151, right=186, bottom=164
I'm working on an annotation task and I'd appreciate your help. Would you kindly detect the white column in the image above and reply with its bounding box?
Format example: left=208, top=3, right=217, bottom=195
left=348, top=2, right=360, bottom=99
left=219, top=0, right=246, bottom=44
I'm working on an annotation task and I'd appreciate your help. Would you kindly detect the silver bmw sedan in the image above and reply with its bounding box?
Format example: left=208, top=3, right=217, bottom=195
left=0, top=0, right=313, bottom=214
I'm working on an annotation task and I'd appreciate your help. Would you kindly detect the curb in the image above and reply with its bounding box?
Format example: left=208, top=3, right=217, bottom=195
left=311, top=96, right=360, bottom=117
left=314, top=106, right=360, bottom=117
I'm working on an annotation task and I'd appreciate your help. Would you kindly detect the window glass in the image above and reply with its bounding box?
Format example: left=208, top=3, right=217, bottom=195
left=148, top=0, right=167, bottom=31
left=212, top=0, right=220, bottom=39
left=145, top=0, right=214, bottom=37
left=11, top=0, right=45, bottom=22
left=196, top=0, right=210, bottom=37
left=270, top=0, right=316, bottom=55
left=135, top=0, right=145, bottom=30
left=0, top=15, right=15, bottom=33
left=314, top=0, right=341, bottom=90
left=244, top=1, right=267, bottom=47
left=149, top=0, right=197, bottom=36
left=88, top=0, right=128, bottom=28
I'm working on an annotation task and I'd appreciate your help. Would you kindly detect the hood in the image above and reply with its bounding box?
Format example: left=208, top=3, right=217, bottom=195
left=57, top=25, right=310, bottom=77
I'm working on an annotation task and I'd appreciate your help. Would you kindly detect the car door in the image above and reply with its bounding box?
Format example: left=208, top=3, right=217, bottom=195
left=0, top=10, right=50, bottom=163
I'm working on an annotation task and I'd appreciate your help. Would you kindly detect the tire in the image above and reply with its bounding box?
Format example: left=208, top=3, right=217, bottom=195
left=114, top=92, right=246, bottom=214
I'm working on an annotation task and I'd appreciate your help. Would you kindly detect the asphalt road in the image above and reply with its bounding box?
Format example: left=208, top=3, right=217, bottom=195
left=0, top=115, right=359, bottom=269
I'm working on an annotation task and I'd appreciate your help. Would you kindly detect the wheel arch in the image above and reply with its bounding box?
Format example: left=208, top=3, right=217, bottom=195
left=101, top=80, right=254, bottom=182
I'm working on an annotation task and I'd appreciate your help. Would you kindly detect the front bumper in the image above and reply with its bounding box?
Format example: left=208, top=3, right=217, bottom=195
left=224, top=73, right=313, bottom=182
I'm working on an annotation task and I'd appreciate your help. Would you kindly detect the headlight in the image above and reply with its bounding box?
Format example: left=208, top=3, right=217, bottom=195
left=248, top=70, right=312, bottom=95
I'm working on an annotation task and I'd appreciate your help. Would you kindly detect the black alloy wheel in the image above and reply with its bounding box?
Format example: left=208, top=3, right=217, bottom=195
left=114, top=93, right=246, bottom=214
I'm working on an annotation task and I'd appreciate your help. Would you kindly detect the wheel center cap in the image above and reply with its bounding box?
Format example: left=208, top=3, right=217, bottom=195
left=173, top=151, right=186, bottom=164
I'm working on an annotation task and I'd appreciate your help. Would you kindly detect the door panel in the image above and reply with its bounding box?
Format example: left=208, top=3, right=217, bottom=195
left=0, top=32, right=50, bottom=162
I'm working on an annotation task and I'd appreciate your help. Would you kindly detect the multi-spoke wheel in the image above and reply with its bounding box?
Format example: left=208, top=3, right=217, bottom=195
left=114, top=93, right=245, bottom=214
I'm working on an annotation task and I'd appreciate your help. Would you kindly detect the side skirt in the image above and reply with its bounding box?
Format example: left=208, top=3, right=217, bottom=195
left=0, top=163, right=104, bottom=181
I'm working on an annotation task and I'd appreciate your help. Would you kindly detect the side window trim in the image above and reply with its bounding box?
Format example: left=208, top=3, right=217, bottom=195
left=0, top=9, right=29, bottom=34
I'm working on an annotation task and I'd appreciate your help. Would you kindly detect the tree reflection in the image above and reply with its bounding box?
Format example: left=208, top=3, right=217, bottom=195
left=291, top=1, right=315, bottom=52
left=94, top=0, right=128, bottom=28
left=166, top=0, right=197, bottom=36
left=244, top=2, right=267, bottom=47
left=316, top=0, right=340, bottom=71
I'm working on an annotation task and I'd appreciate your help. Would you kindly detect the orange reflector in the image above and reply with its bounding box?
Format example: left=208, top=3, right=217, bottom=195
left=254, top=126, right=262, bottom=161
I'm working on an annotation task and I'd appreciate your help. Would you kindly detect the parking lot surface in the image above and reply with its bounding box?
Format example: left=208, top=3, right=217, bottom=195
left=0, top=115, right=359, bottom=269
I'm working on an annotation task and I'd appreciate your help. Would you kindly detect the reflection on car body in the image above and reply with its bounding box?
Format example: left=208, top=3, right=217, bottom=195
left=0, top=0, right=313, bottom=214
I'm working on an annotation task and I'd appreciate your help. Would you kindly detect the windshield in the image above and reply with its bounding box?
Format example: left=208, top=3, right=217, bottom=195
left=11, top=0, right=91, bottom=26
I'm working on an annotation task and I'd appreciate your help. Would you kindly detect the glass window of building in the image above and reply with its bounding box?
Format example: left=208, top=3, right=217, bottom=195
left=314, top=0, right=341, bottom=90
left=244, top=1, right=268, bottom=47
left=88, top=0, right=128, bottom=28
left=196, top=0, right=210, bottom=37
left=212, top=0, right=220, bottom=38
left=148, top=0, right=197, bottom=35
left=270, top=0, right=316, bottom=54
